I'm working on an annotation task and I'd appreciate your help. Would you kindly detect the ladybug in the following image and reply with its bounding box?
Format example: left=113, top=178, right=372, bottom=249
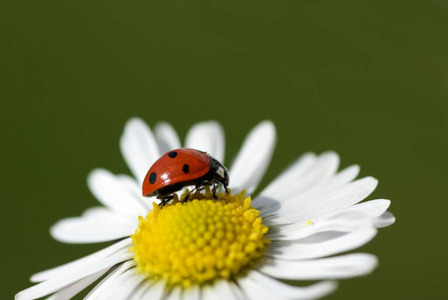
left=142, top=148, right=230, bottom=207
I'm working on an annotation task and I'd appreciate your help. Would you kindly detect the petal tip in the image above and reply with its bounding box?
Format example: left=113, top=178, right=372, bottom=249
left=125, top=117, right=146, bottom=128
left=258, top=120, right=276, bottom=135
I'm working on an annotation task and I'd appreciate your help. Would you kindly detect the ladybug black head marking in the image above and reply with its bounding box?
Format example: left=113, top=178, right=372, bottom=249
left=209, top=156, right=229, bottom=189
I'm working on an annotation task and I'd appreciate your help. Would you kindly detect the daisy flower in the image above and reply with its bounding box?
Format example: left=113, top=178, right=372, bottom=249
left=16, top=118, right=395, bottom=300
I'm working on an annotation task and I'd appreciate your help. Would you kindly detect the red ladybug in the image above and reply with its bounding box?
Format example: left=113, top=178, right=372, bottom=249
left=142, top=148, right=229, bottom=207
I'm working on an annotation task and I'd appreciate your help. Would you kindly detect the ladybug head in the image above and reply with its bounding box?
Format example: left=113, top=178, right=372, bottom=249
left=209, top=156, right=229, bottom=189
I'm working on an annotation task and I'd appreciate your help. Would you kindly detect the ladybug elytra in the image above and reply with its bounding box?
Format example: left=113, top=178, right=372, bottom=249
left=142, top=148, right=229, bottom=207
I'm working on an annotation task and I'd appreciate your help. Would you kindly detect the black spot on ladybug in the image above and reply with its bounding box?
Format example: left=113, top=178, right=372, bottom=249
left=149, top=172, right=157, bottom=184
left=182, top=164, right=189, bottom=173
left=168, top=151, right=177, bottom=158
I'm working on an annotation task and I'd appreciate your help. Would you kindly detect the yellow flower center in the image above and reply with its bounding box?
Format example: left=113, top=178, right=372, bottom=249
left=131, top=188, right=269, bottom=287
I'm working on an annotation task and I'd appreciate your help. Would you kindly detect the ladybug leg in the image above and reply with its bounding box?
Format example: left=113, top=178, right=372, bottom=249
left=183, top=180, right=204, bottom=202
left=223, top=184, right=229, bottom=194
left=159, top=195, right=174, bottom=208
left=182, top=189, right=194, bottom=203
left=212, top=182, right=218, bottom=200
left=195, top=181, right=203, bottom=190
left=183, top=187, right=197, bottom=203
left=182, top=186, right=205, bottom=203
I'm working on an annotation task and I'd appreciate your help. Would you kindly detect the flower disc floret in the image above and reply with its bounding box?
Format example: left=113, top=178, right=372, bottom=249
left=131, top=189, right=269, bottom=287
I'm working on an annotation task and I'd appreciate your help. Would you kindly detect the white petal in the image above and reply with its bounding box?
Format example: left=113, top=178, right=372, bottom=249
left=116, top=174, right=152, bottom=211
left=265, top=226, right=377, bottom=260
left=344, top=199, right=391, bottom=220
left=50, top=210, right=136, bottom=244
left=267, top=210, right=372, bottom=241
left=261, top=163, right=362, bottom=217
left=97, top=268, right=145, bottom=300
left=185, top=121, right=225, bottom=163
left=81, top=206, right=137, bottom=225
left=116, top=174, right=141, bottom=195
left=267, top=199, right=390, bottom=235
left=154, top=122, right=181, bottom=154
left=165, top=286, right=182, bottom=300
left=279, top=151, right=340, bottom=198
left=373, top=211, right=396, bottom=228
left=257, top=151, right=339, bottom=203
left=31, top=238, right=132, bottom=282
left=226, top=282, right=247, bottom=300
left=129, top=282, right=152, bottom=300
left=46, top=269, right=108, bottom=300
left=181, top=284, right=200, bottom=300
left=86, top=260, right=136, bottom=300
left=141, top=281, right=166, bottom=300
left=266, top=164, right=360, bottom=214
left=253, top=153, right=316, bottom=209
left=259, top=253, right=378, bottom=280
left=267, top=177, right=378, bottom=224
left=238, top=271, right=337, bottom=300
left=202, top=280, right=239, bottom=300
left=88, top=169, right=148, bottom=218
left=229, top=121, right=276, bottom=195
left=293, top=164, right=360, bottom=201
left=254, top=152, right=346, bottom=215
left=16, top=253, right=133, bottom=300
left=120, top=118, right=160, bottom=182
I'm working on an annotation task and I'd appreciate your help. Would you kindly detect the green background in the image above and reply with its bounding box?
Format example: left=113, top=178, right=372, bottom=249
left=2, top=0, right=447, bottom=298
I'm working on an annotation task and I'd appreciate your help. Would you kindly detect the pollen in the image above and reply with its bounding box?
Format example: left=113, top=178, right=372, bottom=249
left=131, top=188, right=269, bottom=287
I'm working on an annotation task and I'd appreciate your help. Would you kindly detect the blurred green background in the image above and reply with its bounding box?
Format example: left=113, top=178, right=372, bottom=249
left=2, top=0, right=447, bottom=298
